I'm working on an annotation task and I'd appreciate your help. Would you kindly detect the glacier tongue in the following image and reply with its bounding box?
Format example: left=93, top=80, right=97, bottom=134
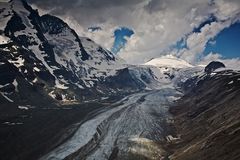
left=42, top=87, right=182, bottom=160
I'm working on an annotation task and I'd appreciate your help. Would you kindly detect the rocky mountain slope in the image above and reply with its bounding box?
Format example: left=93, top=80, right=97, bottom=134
left=0, top=1, right=198, bottom=159
left=0, top=0, right=125, bottom=105
left=169, top=67, right=240, bottom=160
left=1, top=0, right=240, bottom=160
left=0, top=0, right=171, bottom=107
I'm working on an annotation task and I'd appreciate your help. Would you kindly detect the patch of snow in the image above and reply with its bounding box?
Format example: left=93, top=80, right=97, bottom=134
left=76, top=83, right=84, bottom=89
left=80, top=37, right=125, bottom=78
left=145, top=87, right=152, bottom=91
left=32, top=78, right=37, bottom=83
left=48, top=91, right=75, bottom=102
left=167, top=96, right=181, bottom=101
left=18, top=106, right=29, bottom=110
left=83, top=99, right=98, bottom=103
left=55, top=83, right=69, bottom=89
left=12, top=45, right=18, bottom=50
left=214, top=68, right=229, bottom=72
left=44, top=30, right=82, bottom=68
left=0, top=92, right=13, bottom=102
left=3, top=122, right=23, bottom=125
left=62, top=94, right=76, bottom=102
left=127, top=65, right=171, bottom=89
left=0, top=35, right=10, bottom=44
left=197, top=64, right=207, bottom=67
left=210, top=72, right=217, bottom=76
left=12, top=79, right=18, bottom=92
left=130, top=137, right=153, bottom=143
left=2, top=47, right=10, bottom=51
left=228, top=81, right=234, bottom=84
left=100, top=97, right=109, bottom=100
left=29, top=45, right=68, bottom=89
left=83, top=80, right=93, bottom=88
left=48, top=91, right=56, bottom=99
left=33, top=67, right=40, bottom=72
left=8, top=56, right=25, bottom=68
left=166, top=135, right=180, bottom=142
left=0, top=83, right=9, bottom=88
left=144, top=55, right=193, bottom=69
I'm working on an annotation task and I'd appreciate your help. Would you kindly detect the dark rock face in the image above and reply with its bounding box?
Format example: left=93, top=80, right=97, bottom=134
left=104, top=68, right=145, bottom=90
left=204, top=61, right=225, bottom=74
left=0, top=2, right=138, bottom=159
left=4, top=12, right=26, bottom=37
left=169, top=70, right=240, bottom=160
left=0, top=0, right=129, bottom=106
left=40, top=14, right=90, bottom=61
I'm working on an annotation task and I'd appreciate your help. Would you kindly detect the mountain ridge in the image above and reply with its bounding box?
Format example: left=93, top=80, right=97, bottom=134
left=0, top=1, right=239, bottom=160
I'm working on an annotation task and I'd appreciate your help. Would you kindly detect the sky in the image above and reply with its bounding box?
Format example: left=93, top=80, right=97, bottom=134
left=204, top=22, right=240, bottom=59
left=111, top=27, right=134, bottom=54
left=28, top=0, right=240, bottom=66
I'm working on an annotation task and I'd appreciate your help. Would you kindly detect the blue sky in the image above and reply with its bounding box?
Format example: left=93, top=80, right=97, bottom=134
left=111, top=27, right=134, bottom=54
left=193, top=15, right=217, bottom=33
left=204, top=22, right=240, bottom=59
left=112, top=21, right=240, bottom=61
left=32, top=0, right=240, bottom=64
left=170, top=21, right=240, bottom=60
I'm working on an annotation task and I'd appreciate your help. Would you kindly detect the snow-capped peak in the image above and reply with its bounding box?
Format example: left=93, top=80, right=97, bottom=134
left=144, top=55, right=193, bottom=69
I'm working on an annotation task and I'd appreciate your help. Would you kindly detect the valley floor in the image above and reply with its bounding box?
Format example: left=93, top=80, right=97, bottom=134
left=42, top=87, right=182, bottom=160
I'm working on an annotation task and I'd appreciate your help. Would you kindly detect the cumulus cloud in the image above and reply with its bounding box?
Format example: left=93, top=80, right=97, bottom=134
left=199, top=52, right=240, bottom=70
left=178, top=21, right=233, bottom=63
left=28, top=0, right=240, bottom=65
left=176, top=0, right=240, bottom=64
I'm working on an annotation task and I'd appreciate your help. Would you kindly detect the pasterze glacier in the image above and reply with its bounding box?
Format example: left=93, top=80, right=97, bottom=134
left=0, top=0, right=240, bottom=160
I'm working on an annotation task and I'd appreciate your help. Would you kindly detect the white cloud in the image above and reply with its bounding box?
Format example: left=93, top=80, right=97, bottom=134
left=179, top=20, right=233, bottom=63
left=31, top=0, right=240, bottom=66
left=176, top=0, right=240, bottom=64
left=222, top=58, right=240, bottom=70
left=199, top=52, right=240, bottom=70
left=118, top=0, right=240, bottom=64
left=63, top=17, right=116, bottom=50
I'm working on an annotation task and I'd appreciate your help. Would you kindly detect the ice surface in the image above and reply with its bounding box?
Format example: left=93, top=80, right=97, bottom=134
left=42, top=87, right=182, bottom=160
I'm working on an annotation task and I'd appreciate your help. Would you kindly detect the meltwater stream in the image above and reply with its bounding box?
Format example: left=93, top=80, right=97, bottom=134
left=41, top=87, right=181, bottom=160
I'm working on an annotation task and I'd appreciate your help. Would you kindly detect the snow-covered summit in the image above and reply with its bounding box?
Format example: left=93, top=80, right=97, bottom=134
left=0, top=0, right=128, bottom=103
left=0, top=0, right=202, bottom=104
left=144, top=55, right=193, bottom=68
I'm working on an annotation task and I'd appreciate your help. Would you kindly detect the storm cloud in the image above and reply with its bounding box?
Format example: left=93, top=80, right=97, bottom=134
left=28, top=0, right=145, bottom=26
left=28, top=0, right=240, bottom=64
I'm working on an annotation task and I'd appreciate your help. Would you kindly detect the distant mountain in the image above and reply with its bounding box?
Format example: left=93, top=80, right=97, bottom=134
left=145, top=55, right=193, bottom=68
left=144, top=55, right=204, bottom=88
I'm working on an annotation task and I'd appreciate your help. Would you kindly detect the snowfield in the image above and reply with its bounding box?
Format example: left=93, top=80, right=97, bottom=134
left=144, top=55, right=193, bottom=69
